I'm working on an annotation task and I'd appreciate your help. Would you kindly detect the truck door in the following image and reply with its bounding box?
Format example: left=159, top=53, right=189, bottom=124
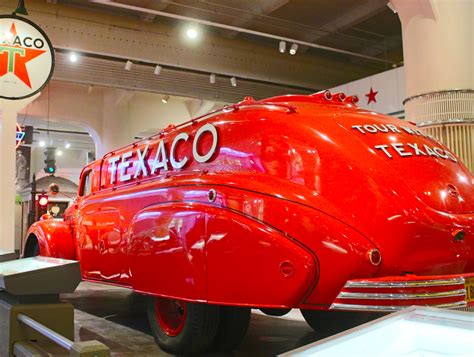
left=97, top=207, right=123, bottom=282
left=76, top=168, right=101, bottom=279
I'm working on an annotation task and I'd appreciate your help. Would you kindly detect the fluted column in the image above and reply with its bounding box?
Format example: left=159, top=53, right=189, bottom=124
left=391, top=0, right=473, bottom=172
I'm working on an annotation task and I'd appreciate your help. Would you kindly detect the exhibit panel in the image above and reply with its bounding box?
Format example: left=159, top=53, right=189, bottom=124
left=0, top=0, right=471, bottom=355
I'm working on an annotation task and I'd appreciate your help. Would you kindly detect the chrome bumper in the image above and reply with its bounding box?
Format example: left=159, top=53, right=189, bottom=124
left=330, top=275, right=473, bottom=312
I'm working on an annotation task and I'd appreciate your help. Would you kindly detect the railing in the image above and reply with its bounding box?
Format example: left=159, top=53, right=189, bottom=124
left=404, top=89, right=474, bottom=126
left=404, top=89, right=474, bottom=173
left=16, top=314, right=109, bottom=356
left=18, top=314, right=74, bottom=350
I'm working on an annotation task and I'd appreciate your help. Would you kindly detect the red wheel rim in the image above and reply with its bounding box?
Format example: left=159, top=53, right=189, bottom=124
left=154, top=298, right=187, bottom=337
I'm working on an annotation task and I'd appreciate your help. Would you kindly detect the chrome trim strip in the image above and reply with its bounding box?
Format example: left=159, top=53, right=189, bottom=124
left=417, top=120, right=473, bottom=128
left=329, top=300, right=467, bottom=312
left=338, top=289, right=466, bottom=300
left=403, top=89, right=474, bottom=105
left=345, top=277, right=465, bottom=289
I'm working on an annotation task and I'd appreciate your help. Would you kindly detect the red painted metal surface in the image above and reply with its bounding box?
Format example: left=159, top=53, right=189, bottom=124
left=25, top=216, right=75, bottom=260
left=23, top=92, right=474, bottom=311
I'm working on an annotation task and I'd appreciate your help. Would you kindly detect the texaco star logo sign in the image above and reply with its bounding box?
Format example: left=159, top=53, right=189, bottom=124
left=0, top=15, right=54, bottom=100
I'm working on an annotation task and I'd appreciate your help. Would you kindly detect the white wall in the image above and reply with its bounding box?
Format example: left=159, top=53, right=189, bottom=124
left=330, top=66, right=406, bottom=117
left=21, top=81, right=227, bottom=158
left=31, top=147, right=87, bottom=184
left=129, top=92, right=193, bottom=133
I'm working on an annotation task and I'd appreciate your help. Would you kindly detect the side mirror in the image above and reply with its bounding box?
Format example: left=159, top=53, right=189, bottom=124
left=49, top=183, right=60, bottom=196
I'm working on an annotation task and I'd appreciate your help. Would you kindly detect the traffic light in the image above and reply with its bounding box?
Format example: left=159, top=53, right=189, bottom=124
left=44, top=147, right=56, bottom=174
left=38, top=194, right=49, bottom=208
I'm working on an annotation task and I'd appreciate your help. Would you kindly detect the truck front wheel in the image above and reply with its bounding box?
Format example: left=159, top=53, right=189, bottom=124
left=147, top=297, right=220, bottom=354
left=23, top=235, right=40, bottom=258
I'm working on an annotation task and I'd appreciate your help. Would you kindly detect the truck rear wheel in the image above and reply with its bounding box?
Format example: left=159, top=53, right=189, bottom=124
left=212, top=306, right=251, bottom=352
left=300, top=309, right=375, bottom=335
left=147, top=297, right=220, bottom=354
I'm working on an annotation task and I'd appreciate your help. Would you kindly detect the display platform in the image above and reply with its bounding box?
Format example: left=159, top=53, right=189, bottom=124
left=282, top=306, right=474, bottom=357
left=0, top=256, right=81, bottom=295
left=0, top=250, right=17, bottom=263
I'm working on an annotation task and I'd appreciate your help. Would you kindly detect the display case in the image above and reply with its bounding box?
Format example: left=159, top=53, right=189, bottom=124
left=282, top=307, right=474, bottom=357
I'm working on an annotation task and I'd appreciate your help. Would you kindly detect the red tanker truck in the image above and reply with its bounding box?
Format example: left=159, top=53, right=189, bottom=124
left=23, top=92, right=474, bottom=354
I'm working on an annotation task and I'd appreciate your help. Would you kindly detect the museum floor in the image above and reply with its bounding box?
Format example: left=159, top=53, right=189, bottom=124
left=32, top=282, right=338, bottom=356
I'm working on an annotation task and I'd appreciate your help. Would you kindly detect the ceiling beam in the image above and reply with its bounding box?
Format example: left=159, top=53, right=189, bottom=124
left=52, top=51, right=312, bottom=103
left=299, top=0, right=389, bottom=50
left=223, top=0, right=290, bottom=39
left=135, top=0, right=170, bottom=22
left=88, top=0, right=395, bottom=64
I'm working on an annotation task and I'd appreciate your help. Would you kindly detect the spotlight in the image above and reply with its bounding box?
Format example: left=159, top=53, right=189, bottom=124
left=154, top=65, right=162, bottom=75
left=230, top=77, right=237, bottom=87
left=69, top=52, right=78, bottom=63
left=279, top=41, right=286, bottom=53
left=289, top=43, right=298, bottom=55
left=186, top=26, right=199, bottom=40
left=39, top=140, right=46, bottom=147
left=210, top=73, right=216, bottom=84
left=125, top=60, right=133, bottom=71
left=162, top=95, right=169, bottom=103
left=57, top=150, right=63, bottom=156
left=65, top=142, right=71, bottom=149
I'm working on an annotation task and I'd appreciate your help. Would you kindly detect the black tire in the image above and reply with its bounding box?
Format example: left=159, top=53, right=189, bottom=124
left=301, top=309, right=379, bottom=335
left=23, top=236, right=40, bottom=257
left=146, top=296, right=220, bottom=355
left=260, top=308, right=291, bottom=317
left=212, top=306, right=251, bottom=352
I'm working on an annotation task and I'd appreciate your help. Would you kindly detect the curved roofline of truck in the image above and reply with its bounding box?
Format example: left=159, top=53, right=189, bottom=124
left=97, top=90, right=359, bottom=163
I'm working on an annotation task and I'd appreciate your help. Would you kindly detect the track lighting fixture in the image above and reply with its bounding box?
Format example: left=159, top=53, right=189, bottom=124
left=210, top=73, right=216, bottom=84
left=162, top=95, right=169, bottom=103
left=279, top=41, right=286, bottom=53
left=154, top=65, right=162, bottom=75
left=230, top=77, right=237, bottom=87
left=125, top=60, right=133, bottom=71
left=289, top=43, right=298, bottom=55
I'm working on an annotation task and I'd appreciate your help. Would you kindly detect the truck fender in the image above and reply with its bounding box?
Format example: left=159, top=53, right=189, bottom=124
left=128, top=202, right=209, bottom=301
left=128, top=201, right=318, bottom=307
left=23, top=217, right=75, bottom=259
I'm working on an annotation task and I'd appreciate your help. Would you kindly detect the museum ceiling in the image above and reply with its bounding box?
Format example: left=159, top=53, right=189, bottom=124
left=56, top=0, right=403, bottom=86
left=0, top=0, right=403, bottom=102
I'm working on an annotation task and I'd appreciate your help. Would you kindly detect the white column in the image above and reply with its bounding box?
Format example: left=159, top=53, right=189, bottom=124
left=0, top=95, right=39, bottom=253
left=99, top=89, right=134, bottom=157
left=391, top=0, right=474, bottom=172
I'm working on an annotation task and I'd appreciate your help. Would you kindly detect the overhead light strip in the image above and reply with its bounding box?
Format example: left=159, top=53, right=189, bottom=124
left=90, top=0, right=396, bottom=65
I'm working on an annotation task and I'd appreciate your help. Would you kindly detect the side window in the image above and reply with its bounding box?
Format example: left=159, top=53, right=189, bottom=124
left=79, top=170, right=92, bottom=197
